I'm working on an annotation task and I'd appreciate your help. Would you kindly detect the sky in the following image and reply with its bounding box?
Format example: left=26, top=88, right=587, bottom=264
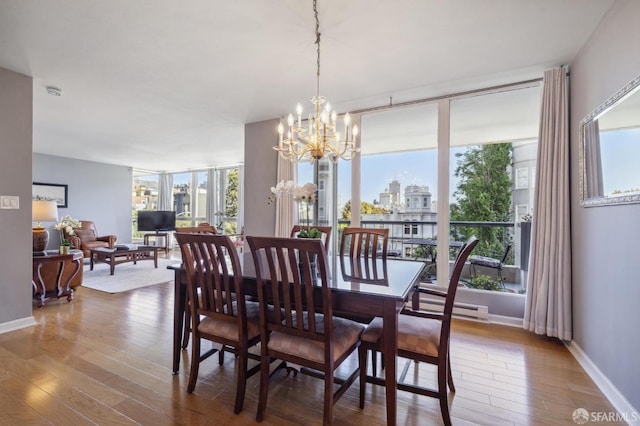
left=599, top=128, right=640, bottom=195
left=299, top=148, right=465, bottom=208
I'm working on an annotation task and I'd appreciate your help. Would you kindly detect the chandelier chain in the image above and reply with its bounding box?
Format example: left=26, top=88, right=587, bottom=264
left=274, top=0, right=359, bottom=163
left=313, top=0, right=321, bottom=95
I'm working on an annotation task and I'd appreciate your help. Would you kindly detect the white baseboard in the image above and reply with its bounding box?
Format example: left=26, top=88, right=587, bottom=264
left=565, top=340, right=639, bottom=425
left=0, top=316, right=36, bottom=335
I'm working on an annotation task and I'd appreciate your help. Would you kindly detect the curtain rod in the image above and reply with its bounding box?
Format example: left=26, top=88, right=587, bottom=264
left=348, top=77, right=544, bottom=116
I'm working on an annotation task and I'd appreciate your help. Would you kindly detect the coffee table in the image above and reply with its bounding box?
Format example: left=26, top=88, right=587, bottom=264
left=89, top=245, right=158, bottom=275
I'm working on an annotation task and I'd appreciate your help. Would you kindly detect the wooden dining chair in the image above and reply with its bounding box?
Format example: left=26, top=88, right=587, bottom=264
left=358, top=236, right=479, bottom=426
left=174, top=232, right=261, bottom=414
left=175, top=225, right=218, bottom=349
left=339, top=227, right=388, bottom=260
left=246, top=236, right=364, bottom=425
left=290, top=225, right=332, bottom=251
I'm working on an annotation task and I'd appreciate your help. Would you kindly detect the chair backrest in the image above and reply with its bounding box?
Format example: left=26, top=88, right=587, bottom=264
left=174, top=233, right=248, bottom=330
left=339, top=227, right=388, bottom=260
left=67, top=220, right=98, bottom=242
left=290, top=225, right=332, bottom=250
left=174, top=224, right=217, bottom=234
left=246, top=236, right=333, bottom=344
left=443, top=236, right=479, bottom=318
left=500, top=243, right=512, bottom=264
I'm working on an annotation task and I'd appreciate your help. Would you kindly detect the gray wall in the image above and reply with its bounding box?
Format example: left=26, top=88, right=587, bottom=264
left=33, top=153, right=132, bottom=247
left=570, top=0, right=640, bottom=411
left=0, top=67, right=33, bottom=326
left=242, top=119, right=279, bottom=275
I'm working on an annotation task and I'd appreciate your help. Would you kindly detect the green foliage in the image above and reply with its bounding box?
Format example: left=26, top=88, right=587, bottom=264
left=450, top=143, right=512, bottom=258
left=463, top=275, right=503, bottom=291
left=341, top=200, right=389, bottom=220
left=224, top=169, right=239, bottom=218
left=297, top=227, right=322, bottom=239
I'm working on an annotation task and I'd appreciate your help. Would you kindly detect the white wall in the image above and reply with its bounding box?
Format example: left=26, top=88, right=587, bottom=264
left=33, top=153, right=133, bottom=247
left=0, top=67, right=33, bottom=327
left=570, top=0, right=640, bottom=412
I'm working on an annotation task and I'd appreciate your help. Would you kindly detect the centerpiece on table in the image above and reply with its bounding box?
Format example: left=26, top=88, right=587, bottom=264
left=269, top=180, right=320, bottom=238
left=54, top=215, right=81, bottom=254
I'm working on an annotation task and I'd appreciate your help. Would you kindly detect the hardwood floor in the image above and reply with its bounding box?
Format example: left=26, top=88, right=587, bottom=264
left=3, top=261, right=621, bottom=425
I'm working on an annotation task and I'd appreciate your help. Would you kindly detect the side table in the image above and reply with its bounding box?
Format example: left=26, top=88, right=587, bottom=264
left=32, top=250, right=83, bottom=308
left=143, top=232, right=170, bottom=253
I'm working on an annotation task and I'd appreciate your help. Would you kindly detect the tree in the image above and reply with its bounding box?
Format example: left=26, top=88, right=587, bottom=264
left=341, top=200, right=389, bottom=221
left=450, top=143, right=512, bottom=257
left=224, top=169, right=239, bottom=218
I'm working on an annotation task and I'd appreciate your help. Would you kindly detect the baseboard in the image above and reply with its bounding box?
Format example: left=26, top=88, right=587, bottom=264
left=0, top=316, right=36, bottom=335
left=487, top=314, right=523, bottom=328
left=565, top=340, right=639, bottom=425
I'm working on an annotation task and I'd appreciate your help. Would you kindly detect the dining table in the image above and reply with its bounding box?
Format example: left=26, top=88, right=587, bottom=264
left=168, top=256, right=425, bottom=426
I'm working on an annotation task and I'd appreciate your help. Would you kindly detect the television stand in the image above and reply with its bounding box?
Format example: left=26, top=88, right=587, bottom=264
left=143, top=231, right=170, bottom=253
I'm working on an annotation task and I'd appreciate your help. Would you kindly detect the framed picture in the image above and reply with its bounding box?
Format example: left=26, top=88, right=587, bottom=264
left=32, top=182, right=68, bottom=208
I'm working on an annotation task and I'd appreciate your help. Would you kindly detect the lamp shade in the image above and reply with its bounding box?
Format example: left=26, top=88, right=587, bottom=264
left=32, top=200, right=58, bottom=253
left=32, top=200, right=58, bottom=225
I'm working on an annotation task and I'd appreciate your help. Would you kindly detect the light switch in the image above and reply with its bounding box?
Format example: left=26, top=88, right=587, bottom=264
left=0, top=195, right=19, bottom=209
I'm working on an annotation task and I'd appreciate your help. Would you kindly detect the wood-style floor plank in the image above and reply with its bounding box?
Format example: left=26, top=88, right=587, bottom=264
left=1, top=254, right=622, bottom=425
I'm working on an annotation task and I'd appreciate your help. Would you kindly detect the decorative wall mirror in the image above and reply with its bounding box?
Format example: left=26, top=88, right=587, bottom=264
left=579, top=74, right=640, bottom=206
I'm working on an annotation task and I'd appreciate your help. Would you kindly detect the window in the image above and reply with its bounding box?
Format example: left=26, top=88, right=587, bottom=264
left=516, top=204, right=529, bottom=222
left=516, top=167, right=529, bottom=189
left=412, top=224, right=418, bottom=235
left=404, top=224, right=411, bottom=235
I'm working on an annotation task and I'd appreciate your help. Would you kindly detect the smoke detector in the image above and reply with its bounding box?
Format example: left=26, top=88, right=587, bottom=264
left=46, top=86, right=63, bottom=96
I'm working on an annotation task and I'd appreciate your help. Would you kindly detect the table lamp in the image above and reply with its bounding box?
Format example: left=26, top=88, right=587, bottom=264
left=33, top=200, right=58, bottom=254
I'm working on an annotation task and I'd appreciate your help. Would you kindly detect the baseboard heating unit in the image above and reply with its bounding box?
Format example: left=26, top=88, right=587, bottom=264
left=417, top=296, right=489, bottom=321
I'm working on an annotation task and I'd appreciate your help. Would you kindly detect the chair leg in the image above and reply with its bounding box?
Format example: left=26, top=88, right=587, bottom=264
left=256, top=354, right=270, bottom=422
left=187, top=335, right=200, bottom=393
left=371, top=350, right=377, bottom=376
left=323, top=370, right=334, bottom=426
left=234, top=349, right=248, bottom=414
left=447, top=348, right=455, bottom=392
left=219, top=345, right=225, bottom=365
left=358, top=345, right=368, bottom=409
left=181, top=309, right=191, bottom=349
left=438, top=358, right=452, bottom=426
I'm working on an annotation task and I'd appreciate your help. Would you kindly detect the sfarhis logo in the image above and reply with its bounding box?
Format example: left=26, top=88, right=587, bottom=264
left=573, top=408, right=589, bottom=424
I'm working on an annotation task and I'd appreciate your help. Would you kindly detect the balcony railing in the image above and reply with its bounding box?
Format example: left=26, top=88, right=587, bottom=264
left=331, top=219, right=528, bottom=292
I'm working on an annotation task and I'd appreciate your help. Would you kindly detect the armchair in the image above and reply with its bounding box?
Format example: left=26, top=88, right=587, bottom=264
left=66, top=220, right=117, bottom=257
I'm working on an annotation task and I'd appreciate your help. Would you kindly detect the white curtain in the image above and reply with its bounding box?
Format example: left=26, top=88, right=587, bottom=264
left=157, top=173, right=173, bottom=211
left=205, top=168, right=217, bottom=225
left=523, top=67, right=572, bottom=340
left=274, top=156, right=296, bottom=237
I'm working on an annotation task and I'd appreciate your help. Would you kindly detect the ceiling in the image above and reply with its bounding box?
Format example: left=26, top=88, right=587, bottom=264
left=0, top=0, right=614, bottom=172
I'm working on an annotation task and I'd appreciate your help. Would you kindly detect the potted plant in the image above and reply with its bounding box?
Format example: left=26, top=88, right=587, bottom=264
left=54, top=215, right=81, bottom=254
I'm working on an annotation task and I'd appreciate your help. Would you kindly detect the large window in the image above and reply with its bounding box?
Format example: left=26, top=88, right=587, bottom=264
left=132, top=167, right=242, bottom=240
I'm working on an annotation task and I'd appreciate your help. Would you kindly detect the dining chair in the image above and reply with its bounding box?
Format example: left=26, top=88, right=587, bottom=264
left=469, top=242, right=511, bottom=285
left=339, top=227, right=388, bottom=260
left=358, top=236, right=479, bottom=426
left=337, top=226, right=390, bottom=331
left=174, top=232, right=261, bottom=414
left=290, top=225, right=332, bottom=251
left=175, top=225, right=219, bottom=349
left=246, top=236, right=364, bottom=425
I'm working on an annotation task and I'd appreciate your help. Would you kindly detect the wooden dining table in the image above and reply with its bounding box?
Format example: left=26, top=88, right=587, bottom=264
left=168, top=257, right=424, bottom=426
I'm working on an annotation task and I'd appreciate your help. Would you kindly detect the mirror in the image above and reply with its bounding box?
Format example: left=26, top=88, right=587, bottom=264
left=580, top=74, right=640, bottom=206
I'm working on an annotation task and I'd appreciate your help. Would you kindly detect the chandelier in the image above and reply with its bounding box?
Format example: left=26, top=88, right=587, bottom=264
left=274, top=0, right=359, bottom=163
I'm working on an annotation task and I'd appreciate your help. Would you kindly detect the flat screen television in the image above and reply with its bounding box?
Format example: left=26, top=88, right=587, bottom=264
left=137, top=210, right=176, bottom=232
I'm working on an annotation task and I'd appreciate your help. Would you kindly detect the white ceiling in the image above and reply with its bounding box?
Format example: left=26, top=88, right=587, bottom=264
left=0, top=0, right=614, bottom=172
